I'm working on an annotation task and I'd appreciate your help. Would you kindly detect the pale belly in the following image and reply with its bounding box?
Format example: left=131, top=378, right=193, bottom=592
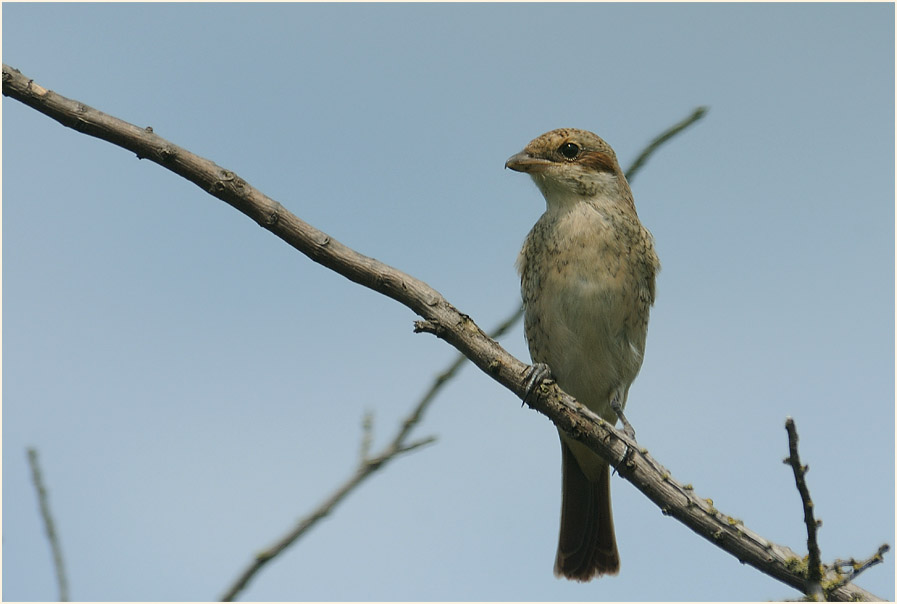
left=525, top=274, right=644, bottom=422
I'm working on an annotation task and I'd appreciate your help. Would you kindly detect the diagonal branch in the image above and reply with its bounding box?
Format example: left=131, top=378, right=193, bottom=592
left=222, top=304, right=521, bottom=599
left=829, top=545, right=892, bottom=593
left=3, top=64, right=885, bottom=602
left=625, top=106, right=708, bottom=182
left=27, top=448, right=70, bottom=602
left=219, top=413, right=436, bottom=601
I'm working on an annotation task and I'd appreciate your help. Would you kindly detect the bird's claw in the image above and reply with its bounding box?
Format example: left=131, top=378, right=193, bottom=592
left=522, top=362, right=552, bottom=406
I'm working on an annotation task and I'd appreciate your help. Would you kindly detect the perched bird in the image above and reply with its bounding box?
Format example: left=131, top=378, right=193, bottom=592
left=506, top=128, right=660, bottom=581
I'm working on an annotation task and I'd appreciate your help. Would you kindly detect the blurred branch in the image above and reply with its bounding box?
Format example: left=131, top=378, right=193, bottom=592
left=27, top=448, right=70, bottom=602
left=4, top=64, right=886, bottom=602
left=829, top=545, right=891, bottom=594
left=220, top=407, right=436, bottom=601
left=221, top=307, right=518, bottom=600
left=625, top=106, right=708, bottom=182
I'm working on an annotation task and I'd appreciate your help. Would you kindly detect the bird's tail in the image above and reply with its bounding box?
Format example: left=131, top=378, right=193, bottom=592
left=554, top=440, right=620, bottom=581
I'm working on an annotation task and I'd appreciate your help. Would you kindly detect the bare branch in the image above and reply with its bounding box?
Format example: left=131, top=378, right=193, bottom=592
left=784, top=418, right=824, bottom=600
left=27, top=448, right=70, bottom=602
left=387, top=436, right=438, bottom=458
left=219, top=424, right=437, bottom=601
left=222, top=303, right=516, bottom=599
left=829, top=545, right=892, bottom=593
left=4, top=64, right=885, bottom=602
left=625, top=106, right=708, bottom=182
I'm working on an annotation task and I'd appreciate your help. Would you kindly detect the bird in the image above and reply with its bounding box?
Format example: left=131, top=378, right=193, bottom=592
left=506, top=128, right=660, bottom=581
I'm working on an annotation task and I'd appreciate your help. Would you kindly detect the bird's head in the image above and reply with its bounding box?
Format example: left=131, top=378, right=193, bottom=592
left=506, top=128, right=630, bottom=210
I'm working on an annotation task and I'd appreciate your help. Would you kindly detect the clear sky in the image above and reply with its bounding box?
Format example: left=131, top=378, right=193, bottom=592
left=3, top=3, right=894, bottom=601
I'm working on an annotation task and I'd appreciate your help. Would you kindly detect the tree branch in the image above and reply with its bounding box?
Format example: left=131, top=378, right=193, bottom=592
left=625, top=106, right=708, bottom=182
left=784, top=418, right=824, bottom=600
left=829, top=545, right=892, bottom=594
left=27, top=447, right=70, bottom=602
left=4, top=64, right=885, bottom=602
left=222, top=304, right=523, bottom=599
left=219, top=412, right=436, bottom=601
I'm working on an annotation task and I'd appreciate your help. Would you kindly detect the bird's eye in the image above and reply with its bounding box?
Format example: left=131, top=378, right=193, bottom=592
left=558, top=142, right=580, bottom=160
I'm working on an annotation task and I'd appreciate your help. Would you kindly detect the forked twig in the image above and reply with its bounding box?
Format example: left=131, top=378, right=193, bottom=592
left=828, top=545, right=891, bottom=593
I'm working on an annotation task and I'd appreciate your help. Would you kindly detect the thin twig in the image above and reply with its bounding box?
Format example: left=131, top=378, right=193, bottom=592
left=828, top=544, right=891, bottom=592
left=4, top=65, right=885, bottom=602
left=625, top=106, right=708, bottom=182
left=784, top=418, right=824, bottom=600
left=220, top=329, right=450, bottom=602
left=220, top=427, right=437, bottom=601
left=221, top=307, right=519, bottom=600
left=384, top=436, right=438, bottom=458
left=27, top=448, right=70, bottom=602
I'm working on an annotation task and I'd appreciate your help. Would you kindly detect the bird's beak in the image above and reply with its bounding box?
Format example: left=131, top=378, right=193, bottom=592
left=505, top=152, right=552, bottom=173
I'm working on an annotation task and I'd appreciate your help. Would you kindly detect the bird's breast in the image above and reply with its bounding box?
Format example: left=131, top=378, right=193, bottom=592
left=518, top=201, right=654, bottom=414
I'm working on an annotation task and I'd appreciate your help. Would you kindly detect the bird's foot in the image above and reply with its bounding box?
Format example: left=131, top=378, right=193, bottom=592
left=610, top=395, right=637, bottom=442
left=610, top=394, right=638, bottom=477
left=522, top=362, right=553, bottom=406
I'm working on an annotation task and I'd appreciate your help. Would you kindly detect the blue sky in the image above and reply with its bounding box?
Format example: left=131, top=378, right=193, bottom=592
left=3, top=3, right=894, bottom=601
